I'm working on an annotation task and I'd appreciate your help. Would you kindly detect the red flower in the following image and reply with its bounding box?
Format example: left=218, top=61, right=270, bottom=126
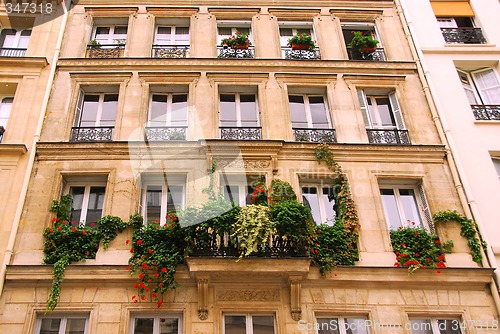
left=154, top=273, right=159, bottom=277
left=158, top=282, right=163, bottom=287
left=126, top=240, right=130, bottom=245
left=315, top=250, right=319, bottom=254
left=82, top=231, right=86, bottom=235
left=394, top=262, right=400, bottom=267
left=414, top=253, right=419, bottom=257
left=141, top=296, right=146, bottom=300
left=436, top=270, right=441, bottom=274
left=125, top=266, right=130, bottom=271
left=157, top=300, right=163, bottom=308
left=72, top=221, right=77, bottom=225
left=148, top=249, right=153, bottom=254
left=86, top=251, right=90, bottom=255
left=90, top=222, right=95, bottom=227
left=57, top=226, right=62, bottom=231
left=62, top=221, right=67, bottom=225
left=401, top=243, right=406, bottom=247
left=161, top=267, right=167, bottom=272
left=134, top=283, right=139, bottom=289
left=132, top=295, right=136, bottom=299
left=139, top=273, right=144, bottom=279
left=136, top=240, right=143, bottom=245
left=435, top=240, right=441, bottom=245
left=140, top=281, right=146, bottom=288
left=72, top=227, right=77, bottom=232
left=48, top=229, right=53, bottom=233
left=134, top=300, right=138, bottom=303
left=438, top=255, right=445, bottom=261
left=130, top=248, right=134, bottom=253
left=414, top=232, right=419, bottom=236
left=152, top=292, right=157, bottom=298
left=51, top=217, right=57, bottom=222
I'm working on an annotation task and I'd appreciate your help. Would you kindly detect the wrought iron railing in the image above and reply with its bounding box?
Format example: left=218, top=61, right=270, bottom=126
left=440, top=28, right=486, bottom=44
left=0, top=48, right=27, bottom=57
left=145, top=126, right=187, bottom=141
left=151, top=45, right=189, bottom=58
left=0, top=126, right=4, bottom=143
left=293, top=128, right=336, bottom=143
left=282, top=47, right=321, bottom=60
left=70, top=127, right=114, bottom=142
left=220, top=127, right=262, bottom=140
left=188, top=231, right=309, bottom=258
left=217, top=46, right=254, bottom=59
left=86, top=44, right=125, bottom=58
left=471, top=105, right=500, bottom=120
left=366, top=129, right=410, bottom=145
left=347, top=47, right=386, bottom=61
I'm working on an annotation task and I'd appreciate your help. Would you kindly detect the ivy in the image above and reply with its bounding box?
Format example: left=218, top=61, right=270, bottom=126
left=232, top=205, right=273, bottom=260
left=433, top=210, right=484, bottom=263
left=268, top=179, right=297, bottom=206
left=270, top=200, right=314, bottom=244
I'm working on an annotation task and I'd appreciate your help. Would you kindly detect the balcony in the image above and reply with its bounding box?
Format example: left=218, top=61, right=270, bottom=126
left=347, top=47, right=386, bottom=61
left=471, top=105, right=500, bottom=120
left=293, top=128, right=336, bottom=143
left=0, top=126, right=4, bottom=143
left=152, top=45, right=189, bottom=58
left=366, top=129, right=410, bottom=145
left=86, top=44, right=125, bottom=58
left=220, top=127, right=262, bottom=140
left=0, top=48, right=27, bottom=57
left=70, top=127, right=113, bottom=142
left=440, top=28, right=486, bottom=44
left=217, top=46, right=254, bottom=59
left=282, top=47, right=320, bottom=60
left=145, top=126, right=187, bottom=141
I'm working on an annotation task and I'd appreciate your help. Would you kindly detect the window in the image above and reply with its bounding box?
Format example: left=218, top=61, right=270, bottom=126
left=0, top=29, right=31, bottom=56
left=279, top=26, right=314, bottom=48
left=130, top=314, right=182, bottom=334
left=457, top=69, right=500, bottom=106
left=341, top=23, right=383, bottom=60
left=379, top=182, right=431, bottom=231
left=92, top=25, right=127, bottom=44
left=140, top=175, right=186, bottom=225
left=221, top=174, right=262, bottom=206
left=34, top=314, right=89, bottom=334
left=315, top=316, right=369, bottom=334
left=155, top=26, right=189, bottom=46
left=492, top=158, right=500, bottom=178
left=409, top=318, right=462, bottom=334
left=217, top=25, right=252, bottom=46
left=0, top=97, right=13, bottom=130
left=149, top=93, right=188, bottom=127
left=219, top=91, right=261, bottom=140
left=224, top=314, right=275, bottom=334
left=289, top=94, right=331, bottom=129
left=66, top=183, right=106, bottom=226
left=301, top=183, right=336, bottom=225
left=435, top=15, right=486, bottom=44
left=437, top=17, right=474, bottom=29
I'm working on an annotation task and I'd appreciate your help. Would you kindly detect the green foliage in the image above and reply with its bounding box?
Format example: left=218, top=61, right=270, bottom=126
left=390, top=226, right=445, bottom=274
left=49, top=194, right=72, bottom=224
left=97, top=215, right=128, bottom=249
left=442, top=240, right=454, bottom=253
left=270, top=200, right=314, bottom=243
left=232, top=205, right=273, bottom=260
left=433, top=210, right=484, bottom=263
left=220, top=30, right=252, bottom=48
left=287, top=32, right=317, bottom=49
left=268, top=179, right=297, bottom=206
left=47, top=257, right=69, bottom=311
left=348, top=31, right=379, bottom=50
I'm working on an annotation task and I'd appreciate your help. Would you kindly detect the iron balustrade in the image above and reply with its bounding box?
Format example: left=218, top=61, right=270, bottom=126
left=0, top=126, right=4, bottom=143
left=293, top=128, right=336, bottom=143
left=282, top=47, right=321, bottom=60
left=0, top=48, right=27, bottom=57
left=347, top=47, right=386, bottom=61
left=217, top=46, right=254, bottom=59
left=145, top=126, right=187, bottom=141
left=366, top=129, right=410, bottom=145
left=471, top=105, right=500, bottom=120
left=220, top=127, right=262, bottom=140
left=86, top=44, right=125, bottom=58
left=70, top=127, right=114, bottom=142
left=152, top=45, right=189, bottom=58
left=440, top=28, right=486, bottom=44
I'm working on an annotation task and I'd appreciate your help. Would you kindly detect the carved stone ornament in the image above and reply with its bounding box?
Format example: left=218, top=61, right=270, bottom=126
left=217, top=159, right=271, bottom=170
left=216, top=289, right=280, bottom=301
left=197, top=278, right=209, bottom=320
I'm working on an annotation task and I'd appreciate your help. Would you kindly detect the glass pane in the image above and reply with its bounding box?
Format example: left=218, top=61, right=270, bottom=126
left=374, top=97, right=396, bottom=127
left=317, top=318, right=340, bottom=334
left=344, top=318, right=368, bottom=334
left=80, top=95, right=99, bottom=127
left=409, top=319, right=433, bottom=334
left=225, top=316, right=246, bottom=334
left=0, top=29, right=16, bottom=48
left=150, top=94, right=168, bottom=126
left=302, top=187, right=321, bottom=224
left=236, top=27, right=249, bottom=35
left=322, top=187, right=336, bottom=223
left=70, top=186, right=85, bottom=223
left=245, top=185, right=255, bottom=205
left=458, top=71, right=479, bottom=104
left=134, top=318, right=154, bottom=334
left=86, top=186, right=105, bottom=225
left=113, top=26, right=128, bottom=40
left=280, top=28, right=293, bottom=36
left=493, top=158, right=500, bottom=178
left=39, top=318, right=61, bottom=334
left=297, top=28, right=312, bottom=35
left=18, top=30, right=31, bottom=48
left=399, top=189, right=423, bottom=228
left=65, top=318, right=86, bottom=334
left=175, top=27, right=190, bottom=43
left=474, top=69, right=500, bottom=104
left=167, top=185, right=184, bottom=212
left=146, top=185, right=162, bottom=223
left=171, top=94, right=188, bottom=126
left=224, top=185, right=240, bottom=206
left=380, top=188, right=402, bottom=230
left=252, top=316, right=275, bottom=334
left=0, top=98, right=13, bottom=127
left=158, top=26, right=172, bottom=35
left=309, top=96, right=329, bottom=128
left=95, top=27, right=110, bottom=42
left=240, top=94, right=258, bottom=127
left=289, top=95, right=307, bottom=128
left=100, top=94, right=118, bottom=127
left=159, top=317, right=179, bottom=334
left=220, top=94, right=237, bottom=127
left=437, top=320, right=462, bottom=334
left=218, top=27, right=232, bottom=37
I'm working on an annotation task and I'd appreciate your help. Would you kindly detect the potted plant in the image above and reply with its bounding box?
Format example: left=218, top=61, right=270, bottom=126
left=287, top=32, right=317, bottom=50
left=220, top=31, right=252, bottom=50
left=348, top=31, right=379, bottom=53
left=89, top=39, right=101, bottom=48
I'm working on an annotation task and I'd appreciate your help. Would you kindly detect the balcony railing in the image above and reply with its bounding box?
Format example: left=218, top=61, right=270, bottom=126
left=0, top=126, right=4, bottom=143
left=0, top=48, right=27, bottom=57
left=145, top=126, right=187, bottom=141
left=70, top=127, right=114, bottom=142
left=217, top=46, right=254, bottom=59
left=440, top=28, right=486, bottom=44
left=220, top=127, right=262, bottom=140
left=347, top=47, right=386, bottom=61
left=282, top=47, right=321, bottom=60
left=293, top=128, right=336, bottom=143
left=86, top=44, right=125, bottom=58
left=471, top=105, right=500, bottom=120
left=152, top=45, right=189, bottom=58
left=366, top=129, right=410, bottom=145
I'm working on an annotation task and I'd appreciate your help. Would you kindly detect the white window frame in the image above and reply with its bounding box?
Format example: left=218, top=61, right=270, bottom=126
left=217, top=22, right=253, bottom=45
left=129, top=314, right=183, bottom=334
left=357, top=90, right=405, bottom=130
left=64, top=180, right=107, bottom=226
left=34, top=314, right=89, bottom=334
left=457, top=68, right=500, bottom=105
left=92, top=25, right=128, bottom=44
left=154, top=25, right=190, bottom=46
left=0, top=28, right=31, bottom=48
left=289, top=94, right=332, bottom=129
left=140, top=176, right=186, bottom=226
left=218, top=92, right=260, bottom=128
left=278, top=23, right=315, bottom=47
left=300, top=183, right=336, bottom=226
left=315, top=316, right=370, bottom=334
left=409, top=318, right=463, bottom=334
left=223, top=313, right=276, bottom=334
left=148, top=93, right=188, bottom=127
left=220, top=174, right=262, bottom=207
left=0, top=97, right=13, bottom=129
left=75, top=91, right=119, bottom=128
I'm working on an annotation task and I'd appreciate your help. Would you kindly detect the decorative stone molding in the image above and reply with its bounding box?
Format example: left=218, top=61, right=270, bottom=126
left=217, top=159, right=271, bottom=170
left=216, top=289, right=280, bottom=301
left=197, top=278, right=209, bottom=320
left=289, top=275, right=303, bottom=321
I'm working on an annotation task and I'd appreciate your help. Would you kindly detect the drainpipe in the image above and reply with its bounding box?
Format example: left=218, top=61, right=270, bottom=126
left=0, top=0, right=71, bottom=298
left=395, top=0, right=500, bottom=317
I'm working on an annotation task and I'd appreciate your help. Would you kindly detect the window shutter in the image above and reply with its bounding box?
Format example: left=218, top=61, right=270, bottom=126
left=389, top=91, right=405, bottom=130
left=357, top=90, right=371, bottom=128
left=471, top=68, right=500, bottom=105
left=417, top=183, right=434, bottom=233
left=74, top=89, right=85, bottom=127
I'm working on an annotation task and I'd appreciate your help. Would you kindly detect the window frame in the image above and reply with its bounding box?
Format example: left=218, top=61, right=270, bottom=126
left=218, top=92, right=260, bottom=128
left=63, top=179, right=107, bottom=226
left=0, top=96, right=13, bottom=129
left=341, top=22, right=382, bottom=48
left=216, top=22, right=253, bottom=46
left=457, top=68, right=500, bottom=105
left=409, top=317, right=464, bottom=334
left=0, top=28, right=31, bottom=49
left=74, top=90, right=119, bottom=128
left=492, top=158, right=500, bottom=178
left=154, top=25, right=190, bottom=46
left=148, top=92, right=188, bottom=127
left=129, top=313, right=183, bottom=334
left=315, top=316, right=370, bottom=334
left=278, top=22, right=316, bottom=47
left=34, top=313, right=90, bottom=334
left=357, top=89, right=405, bottom=130
left=92, top=25, right=128, bottom=44
left=223, top=313, right=276, bottom=334
left=300, top=183, right=336, bottom=226
left=220, top=174, right=263, bottom=207
left=288, top=93, right=332, bottom=129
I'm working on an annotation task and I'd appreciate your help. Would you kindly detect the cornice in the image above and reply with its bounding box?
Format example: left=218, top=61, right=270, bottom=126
left=421, top=45, right=500, bottom=54
left=0, top=144, right=28, bottom=155
left=0, top=57, right=48, bottom=71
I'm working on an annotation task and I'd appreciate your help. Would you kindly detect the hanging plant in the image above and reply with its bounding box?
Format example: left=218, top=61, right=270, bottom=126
left=268, top=179, right=297, bottom=206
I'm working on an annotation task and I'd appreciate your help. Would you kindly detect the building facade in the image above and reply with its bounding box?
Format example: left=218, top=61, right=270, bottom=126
left=0, top=1, right=499, bottom=333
